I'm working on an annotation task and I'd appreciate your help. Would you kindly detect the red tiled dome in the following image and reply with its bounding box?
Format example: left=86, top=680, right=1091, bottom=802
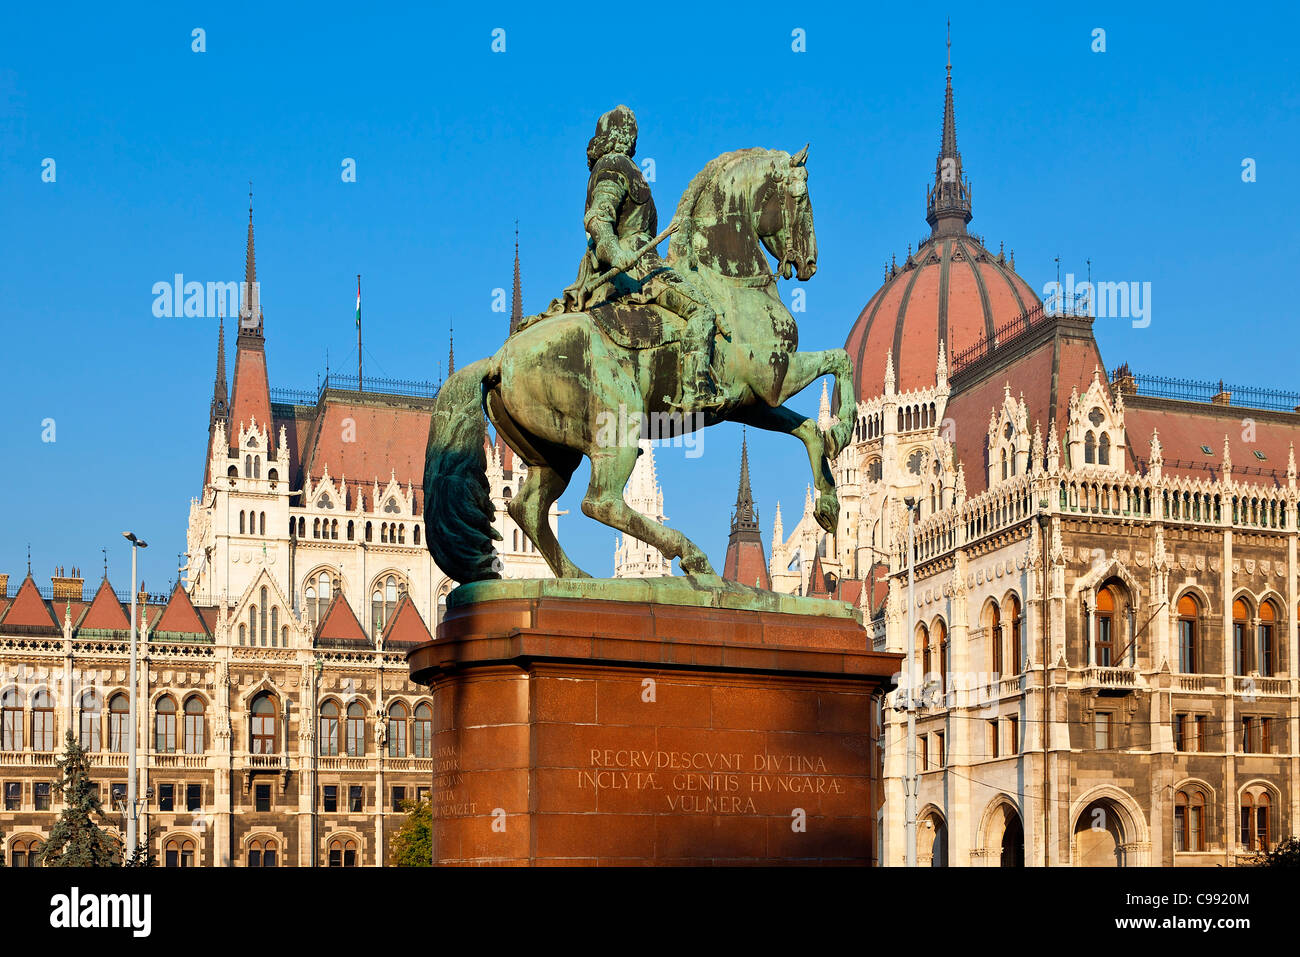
left=845, top=237, right=1040, bottom=398
left=844, top=59, right=1042, bottom=400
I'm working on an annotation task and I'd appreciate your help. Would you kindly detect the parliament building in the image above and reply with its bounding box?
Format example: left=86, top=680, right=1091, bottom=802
left=758, top=57, right=1299, bottom=866
left=0, top=215, right=554, bottom=866
left=2, top=56, right=1292, bottom=869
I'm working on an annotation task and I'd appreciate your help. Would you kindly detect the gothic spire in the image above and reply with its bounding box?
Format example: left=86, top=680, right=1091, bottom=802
left=926, top=24, right=972, bottom=238
left=731, top=431, right=757, bottom=532
left=240, top=184, right=263, bottom=336
left=509, top=221, right=523, bottom=335
left=212, top=314, right=228, bottom=419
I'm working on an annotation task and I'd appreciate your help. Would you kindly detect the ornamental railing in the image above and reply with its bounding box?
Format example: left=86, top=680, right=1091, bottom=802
left=270, top=372, right=439, bottom=407
left=1112, top=372, right=1300, bottom=414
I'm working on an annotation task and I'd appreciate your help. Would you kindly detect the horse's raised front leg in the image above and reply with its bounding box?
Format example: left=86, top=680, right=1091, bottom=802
left=731, top=403, right=839, bottom=535
left=770, top=348, right=856, bottom=461
left=581, top=443, right=717, bottom=576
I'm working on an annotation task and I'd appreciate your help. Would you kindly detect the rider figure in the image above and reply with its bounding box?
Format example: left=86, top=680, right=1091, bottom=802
left=552, top=105, right=723, bottom=414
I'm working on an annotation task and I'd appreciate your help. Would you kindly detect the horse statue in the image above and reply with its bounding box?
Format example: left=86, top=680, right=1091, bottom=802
left=424, top=145, right=856, bottom=583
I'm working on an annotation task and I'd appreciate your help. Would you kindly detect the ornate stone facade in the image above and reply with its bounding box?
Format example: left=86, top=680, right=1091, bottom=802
left=0, top=214, right=557, bottom=867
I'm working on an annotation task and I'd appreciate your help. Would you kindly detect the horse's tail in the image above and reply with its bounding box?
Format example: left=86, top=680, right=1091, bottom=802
left=423, top=356, right=502, bottom=584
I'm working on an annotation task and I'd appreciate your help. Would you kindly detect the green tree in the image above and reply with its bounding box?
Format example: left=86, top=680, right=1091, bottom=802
left=1253, top=835, right=1300, bottom=867
left=388, top=797, right=432, bottom=866
left=36, top=730, right=120, bottom=866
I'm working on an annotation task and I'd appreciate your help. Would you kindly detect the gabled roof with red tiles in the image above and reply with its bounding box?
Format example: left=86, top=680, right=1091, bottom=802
left=0, top=575, right=60, bottom=632
left=296, top=398, right=432, bottom=498
left=807, top=552, right=831, bottom=597
left=152, top=582, right=211, bottom=637
left=723, top=540, right=771, bottom=590
left=945, top=327, right=1106, bottom=496
left=229, top=339, right=273, bottom=451
left=381, top=594, right=433, bottom=647
left=315, top=592, right=371, bottom=646
left=76, top=578, right=130, bottom=632
left=1122, top=398, right=1300, bottom=489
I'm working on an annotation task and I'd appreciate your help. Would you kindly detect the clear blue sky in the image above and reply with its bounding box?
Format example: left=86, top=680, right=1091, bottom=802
left=1, top=2, right=1296, bottom=591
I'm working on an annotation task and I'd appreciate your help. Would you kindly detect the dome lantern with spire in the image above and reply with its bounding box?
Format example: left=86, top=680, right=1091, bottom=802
left=844, top=35, right=1041, bottom=400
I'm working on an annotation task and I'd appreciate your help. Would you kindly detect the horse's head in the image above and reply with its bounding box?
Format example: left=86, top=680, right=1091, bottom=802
left=757, top=145, right=817, bottom=281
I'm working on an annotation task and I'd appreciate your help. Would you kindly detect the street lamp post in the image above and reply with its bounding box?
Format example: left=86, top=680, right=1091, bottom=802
left=123, top=531, right=148, bottom=856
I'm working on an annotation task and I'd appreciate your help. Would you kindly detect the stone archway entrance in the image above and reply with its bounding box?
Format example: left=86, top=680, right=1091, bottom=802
left=1000, top=812, right=1024, bottom=867
left=1074, top=798, right=1126, bottom=866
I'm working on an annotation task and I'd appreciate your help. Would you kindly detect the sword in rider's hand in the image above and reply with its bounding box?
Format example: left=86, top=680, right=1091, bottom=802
left=582, top=220, right=680, bottom=296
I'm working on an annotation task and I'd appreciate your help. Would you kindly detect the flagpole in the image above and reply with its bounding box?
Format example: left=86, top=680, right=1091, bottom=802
left=356, top=274, right=363, bottom=392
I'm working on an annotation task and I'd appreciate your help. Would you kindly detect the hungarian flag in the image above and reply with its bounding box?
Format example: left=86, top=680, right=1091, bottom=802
left=355, top=276, right=361, bottom=329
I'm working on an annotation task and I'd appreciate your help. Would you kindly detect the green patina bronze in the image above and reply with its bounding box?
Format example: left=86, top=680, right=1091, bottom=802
left=447, top=576, right=862, bottom=622
left=424, top=106, right=857, bottom=593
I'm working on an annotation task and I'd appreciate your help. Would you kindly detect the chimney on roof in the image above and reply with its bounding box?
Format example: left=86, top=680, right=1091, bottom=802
left=52, top=566, right=84, bottom=602
left=1211, top=380, right=1231, bottom=406
left=0, top=574, right=8, bottom=598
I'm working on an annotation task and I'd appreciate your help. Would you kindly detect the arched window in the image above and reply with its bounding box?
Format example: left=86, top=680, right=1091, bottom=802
left=164, top=837, right=196, bottom=868
left=270, top=607, right=279, bottom=647
left=108, top=693, right=129, bottom=752
left=238, top=624, right=247, bottom=645
left=413, top=703, right=432, bottom=758
left=239, top=512, right=246, bottom=534
left=347, top=520, right=355, bottom=541
left=259, top=511, right=266, bottom=535
left=988, top=602, right=1003, bottom=676
left=260, top=588, right=269, bottom=647
left=248, top=837, right=278, bottom=867
left=1099, top=432, right=1111, bottom=465
left=1094, top=587, right=1115, bottom=667
left=154, top=696, right=177, bottom=753
left=1001, top=448, right=1008, bottom=481
left=346, top=702, right=366, bottom=757
left=31, top=689, right=54, bottom=752
left=183, top=696, right=205, bottom=754
left=371, top=575, right=400, bottom=636
left=79, top=691, right=101, bottom=752
left=298, top=517, right=306, bottom=538
left=248, top=605, right=257, bottom=647
left=313, top=572, right=333, bottom=628
left=365, top=522, right=373, bottom=543
left=10, top=837, right=40, bottom=867
left=313, top=518, right=321, bottom=539
left=1084, top=431, right=1097, bottom=465
left=1177, top=594, right=1201, bottom=673
left=328, top=837, right=358, bottom=867
left=387, top=702, right=408, bottom=758
left=1, top=688, right=22, bottom=751
left=1241, top=791, right=1271, bottom=851
left=1175, top=789, right=1205, bottom=852
left=1233, top=599, right=1251, bottom=675
left=414, top=525, right=421, bottom=546
left=1007, top=595, right=1022, bottom=674
left=935, top=620, right=948, bottom=694
left=331, top=519, right=338, bottom=541
left=245, top=454, right=251, bottom=477
left=253, top=456, right=261, bottom=479
left=917, top=624, right=931, bottom=687
left=1258, top=601, right=1276, bottom=676
left=250, top=694, right=277, bottom=754
left=513, top=530, right=518, bottom=551
left=319, top=701, right=340, bottom=757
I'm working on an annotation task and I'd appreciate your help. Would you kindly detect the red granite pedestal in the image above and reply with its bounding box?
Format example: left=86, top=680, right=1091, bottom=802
left=407, top=588, right=900, bottom=865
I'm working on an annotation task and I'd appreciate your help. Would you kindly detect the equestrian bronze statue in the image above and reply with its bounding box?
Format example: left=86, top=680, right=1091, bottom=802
left=425, top=106, right=856, bottom=585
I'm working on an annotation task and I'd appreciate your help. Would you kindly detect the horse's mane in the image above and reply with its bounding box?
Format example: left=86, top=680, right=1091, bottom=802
left=667, top=148, right=780, bottom=267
